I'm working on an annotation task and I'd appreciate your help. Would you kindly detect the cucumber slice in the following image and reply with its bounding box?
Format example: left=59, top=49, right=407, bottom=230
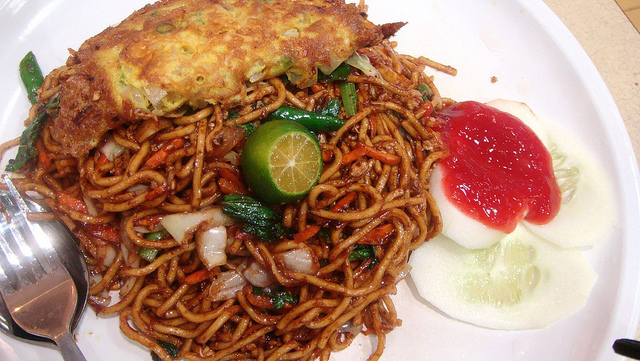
left=409, top=226, right=597, bottom=330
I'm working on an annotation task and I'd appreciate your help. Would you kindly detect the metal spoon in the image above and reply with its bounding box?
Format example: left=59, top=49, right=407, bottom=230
left=0, top=198, right=89, bottom=344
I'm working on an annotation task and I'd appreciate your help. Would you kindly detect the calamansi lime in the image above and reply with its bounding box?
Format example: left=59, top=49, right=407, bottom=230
left=241, top=120, right=322, bottom=204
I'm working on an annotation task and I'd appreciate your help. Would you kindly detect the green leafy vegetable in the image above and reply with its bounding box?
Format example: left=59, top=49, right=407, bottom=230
left=318, top=228, right=331, bottom=244
left=5, top=94, right=58, bottom=172
left=236, top=122, right=257, bottom=137
left=418, top=83, right=432, bottom=102
left=220, top=194, right=286, bottom=241
left=268, top=291, right=297, bottom=310
left=252, top=287, right=298, bottom=310
left=150, top=340, right=179, bottom=361
left=349, top=244, right=376, bottom=262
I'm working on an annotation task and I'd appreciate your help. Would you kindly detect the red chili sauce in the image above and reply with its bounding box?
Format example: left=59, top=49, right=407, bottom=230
left=434, top=101, right=561, bottom=233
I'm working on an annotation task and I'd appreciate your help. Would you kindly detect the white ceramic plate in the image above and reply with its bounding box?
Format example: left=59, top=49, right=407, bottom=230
left=0, top=0, right=639, bottom=360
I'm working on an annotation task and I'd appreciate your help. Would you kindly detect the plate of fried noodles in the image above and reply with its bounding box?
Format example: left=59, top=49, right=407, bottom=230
left=0, top=0, right=639, bottom=360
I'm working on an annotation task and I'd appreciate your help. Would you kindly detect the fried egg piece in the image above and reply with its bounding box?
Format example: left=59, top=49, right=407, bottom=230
left=44, top=0, right=402, bottom=156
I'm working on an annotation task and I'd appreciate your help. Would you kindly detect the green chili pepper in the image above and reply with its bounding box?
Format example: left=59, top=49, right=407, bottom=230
left=319, top=98, right=341, bottom=117
left=145, top=230, right=168, bottom=241
left=19, top=51, right=44, bottom=105
left=138, top=247, right=159, bottom=262
left=137, top=230, right=167, bottom=262
left=265, top=106, right=345, bottom=132
left=339, top=81, right=358, bottom=117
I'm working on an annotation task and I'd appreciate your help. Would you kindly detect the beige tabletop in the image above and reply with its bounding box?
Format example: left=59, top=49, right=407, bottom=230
left=543, top=0, right=640, bottom=167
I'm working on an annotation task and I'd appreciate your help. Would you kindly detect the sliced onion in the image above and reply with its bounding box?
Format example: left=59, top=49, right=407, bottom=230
left=101, top=244, right=117, bottom=267
left=318, top=54, right=344, bottom=75
left=89, top=272, right=103, bottom=288
left=207, top=271, right=247, bottom=302
left=339, top=321, right=363, bottom=336
left=196, top=226, right=227, bottom=270
left=280, top=246, right=319, bottom=275
left=89, top=293, right=112, bottom=309
left=146, top=85, right=168, bottom=108
left=100, top=135, right=126, bottom=161
left=160, top=206, right=234, bottom=245
left=119, top=277, right=137, bottom=296
left=223, top=150, right=240, bottom=166
left=83, top=195, right=99, bottom=217
left=394, top=264, right=412, bottom=284
left=242, top=261, right=275, bottom=287
left=127, top=184, right=148, bottom=195
left=119, top=85, right=149, bottom=109
left=346, top=52, right=381, bottom=78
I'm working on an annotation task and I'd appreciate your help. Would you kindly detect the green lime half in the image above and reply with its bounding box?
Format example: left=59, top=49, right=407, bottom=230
left=241, top=120, right=322, bottom=204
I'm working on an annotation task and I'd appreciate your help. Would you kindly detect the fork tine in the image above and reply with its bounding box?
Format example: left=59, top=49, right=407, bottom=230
left=0, top=194, right=51, bottom=286
left=0, top=212, right=34, bottom=290
left=2, top=176, right=57, bottom=268
left=0, top=183, right=53, bottom=276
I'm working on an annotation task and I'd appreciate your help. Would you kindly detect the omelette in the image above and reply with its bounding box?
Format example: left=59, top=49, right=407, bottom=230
left=40, top=0, right=401, bottom=156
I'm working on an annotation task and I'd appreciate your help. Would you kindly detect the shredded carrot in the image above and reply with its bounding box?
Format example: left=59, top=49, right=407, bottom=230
left=35, top=138, right=51, bottom=169
left=359, top=223, right=396, bottom=245
left=311, top=84, right=324, bottom=93
left=86, top=224, right=120, bottom=243
left=342, top=144, right=401, bottom=166
left=145, top=138, right=186, bottom=168
left=321, top=148, right=333, bottom=162
left=422, top=100, right=434, bottom=120
left=330, top=192, right=357, bottom=212
left=219, top=168, right=247, bottom=193
left=96, top=153, right=109, bottom=169
left=145, top=184, right=167, bottom=200
left=57, top=193, right=87, bottom=213
left=218, top=178, right=248, bottom=195
left=293, top=225, right=321, bottom=243
left=341, top=146, right=367, bottom=165
left=184, top=269, right=212, bottom=285
left=134, top=215, right=163, bottom=228
left=362, top=144, right=401, bottom=165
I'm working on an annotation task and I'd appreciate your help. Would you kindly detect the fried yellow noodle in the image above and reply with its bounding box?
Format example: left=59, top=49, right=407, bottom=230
left=6, top=6, right=452, bottom=361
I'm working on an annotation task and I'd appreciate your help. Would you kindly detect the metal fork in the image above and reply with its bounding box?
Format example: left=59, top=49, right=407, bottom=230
left=0, top=177, right=87, bottom=361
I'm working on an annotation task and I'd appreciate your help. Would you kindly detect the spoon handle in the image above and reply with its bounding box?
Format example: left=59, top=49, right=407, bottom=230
left=54, top=331, right=87, bottom=361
